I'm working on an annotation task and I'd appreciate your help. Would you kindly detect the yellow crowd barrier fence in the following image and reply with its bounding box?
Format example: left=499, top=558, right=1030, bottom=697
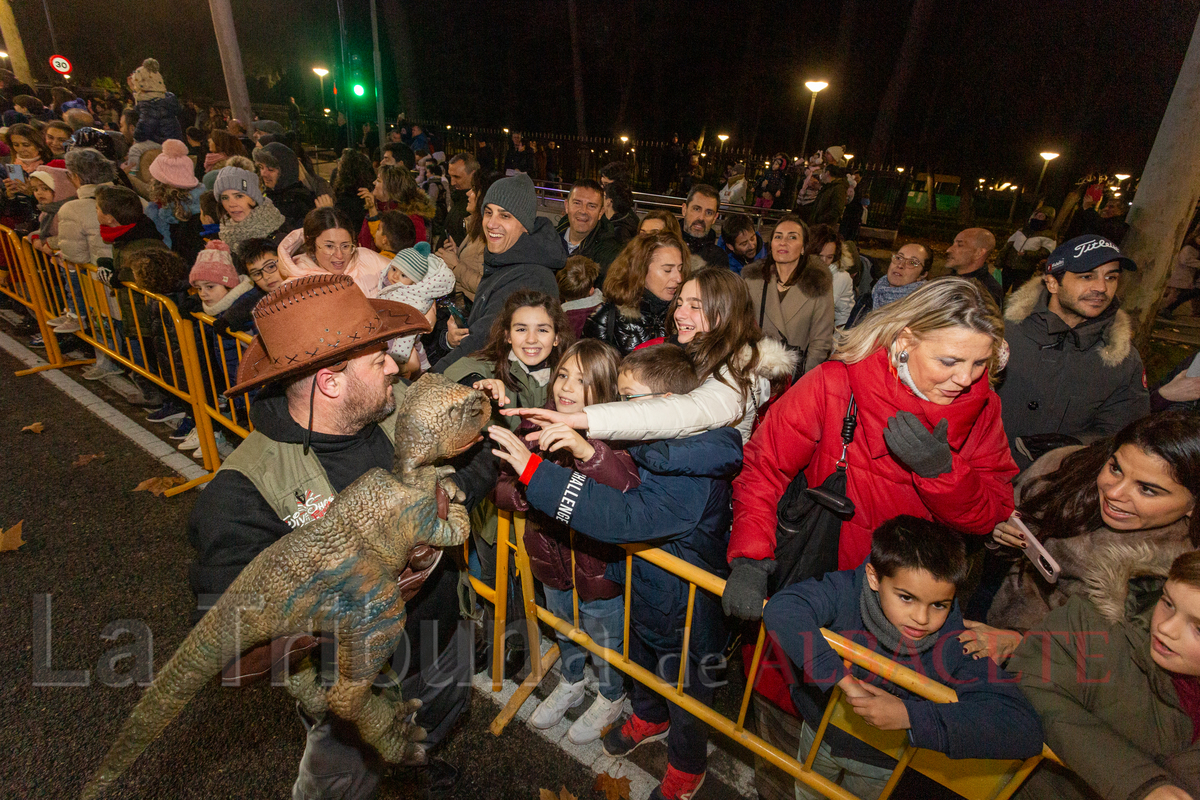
left=3, top=226, right=221, bottom=494
left=471, top=509, right=1058, bottom=800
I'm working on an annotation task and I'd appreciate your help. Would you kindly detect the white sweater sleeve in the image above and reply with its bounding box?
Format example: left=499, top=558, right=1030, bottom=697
left=831, top=269, right=855, bottom=327
left=584, top=371, right=747, bottom=442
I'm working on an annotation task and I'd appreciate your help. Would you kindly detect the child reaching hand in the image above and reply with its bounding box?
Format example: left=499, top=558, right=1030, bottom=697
left=494, top=339, right=637, bottom=744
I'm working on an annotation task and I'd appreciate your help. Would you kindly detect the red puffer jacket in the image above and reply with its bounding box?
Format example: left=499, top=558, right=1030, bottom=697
left=730, top=347, right=1017, bottom=570
left=495, top=437, right=640, bottom=601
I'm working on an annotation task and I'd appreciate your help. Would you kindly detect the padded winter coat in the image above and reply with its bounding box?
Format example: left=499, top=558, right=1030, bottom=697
left=523, top=427, right=742, bottom=653
left=583, top=289, right=672, bottom=357
left=730, top=347, right=1017, bottom=571
left=277, top=227, right=392, bottom=299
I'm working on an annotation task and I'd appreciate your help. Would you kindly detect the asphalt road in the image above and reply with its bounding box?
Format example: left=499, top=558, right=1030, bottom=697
left=0, top=344, right=621, bottom=800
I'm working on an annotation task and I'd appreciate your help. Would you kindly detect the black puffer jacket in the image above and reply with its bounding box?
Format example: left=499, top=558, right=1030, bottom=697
left=267, top=181, right=316, bottom=232
left=583, top=289, right=672, bottom=356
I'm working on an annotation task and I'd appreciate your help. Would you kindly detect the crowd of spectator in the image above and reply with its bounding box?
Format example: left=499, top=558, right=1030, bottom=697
left=5, top=58, right=1200, bottom=800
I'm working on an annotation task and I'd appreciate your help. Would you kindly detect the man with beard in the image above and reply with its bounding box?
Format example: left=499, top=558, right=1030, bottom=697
left=716, top=213, right=766, bottom=274
left=997, top=235, right=1149, bottom=470
left=554, top=179, right=622, bottom=284
left=187, top=275, right=472, bottom=799
left=678, top=184, right=728, bottom=267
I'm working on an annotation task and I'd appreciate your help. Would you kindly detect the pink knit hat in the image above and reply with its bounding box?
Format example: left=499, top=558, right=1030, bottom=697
left=189, top=241, right=238, bottom=287
left=149, top=139, right=199, bottom=190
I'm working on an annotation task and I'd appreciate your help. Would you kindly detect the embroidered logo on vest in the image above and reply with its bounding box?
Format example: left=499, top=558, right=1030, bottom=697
left=282, top=490, right=335, bottom=529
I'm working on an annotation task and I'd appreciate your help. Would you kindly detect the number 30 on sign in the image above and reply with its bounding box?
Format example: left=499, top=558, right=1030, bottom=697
left=49, top=55, right=72, bottom=75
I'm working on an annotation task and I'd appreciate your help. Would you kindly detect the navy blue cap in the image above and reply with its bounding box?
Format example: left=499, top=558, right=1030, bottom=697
left=1046, top=235, right=1137, bottom=275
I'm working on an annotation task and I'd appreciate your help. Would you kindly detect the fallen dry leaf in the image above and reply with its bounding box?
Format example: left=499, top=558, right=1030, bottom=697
left=21, top=422, right=44, bottom=433
left=133, top=476, right=187, bottom=497
left=593, top=773, right=631, bottom=800
left=538, top=789, right=577, bottom=800
left=73, top=453, right=104, bottom=467
left=1, top=520, right=25, bottom=552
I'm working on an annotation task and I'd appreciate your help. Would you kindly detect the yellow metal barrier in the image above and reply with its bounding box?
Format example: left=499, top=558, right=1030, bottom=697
left=472, top=509, right=1055, bottom=800
left=6, top=228, right=221, bottom=495
left=190, top=311, right=257, bottom=461
left=0, top=228, right=92, bottom=376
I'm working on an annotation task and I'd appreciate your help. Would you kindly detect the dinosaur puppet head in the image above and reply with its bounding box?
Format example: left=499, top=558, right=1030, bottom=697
left=392, top=373, right=489, bottom=476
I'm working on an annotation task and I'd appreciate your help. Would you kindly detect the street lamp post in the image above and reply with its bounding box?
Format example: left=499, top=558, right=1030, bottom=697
left=800, top=81, right=828, bottom=162
left=313, top=67, right=329, bottom=109
left=1035, top=151, right=1059, bottom=195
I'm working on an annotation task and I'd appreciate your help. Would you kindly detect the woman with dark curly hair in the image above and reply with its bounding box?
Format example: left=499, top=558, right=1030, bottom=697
left=328, top=148, right=377, bottom=235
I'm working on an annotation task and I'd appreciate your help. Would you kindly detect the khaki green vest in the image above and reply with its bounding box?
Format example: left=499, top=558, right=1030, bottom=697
left=217, top=383, right=404, bottom=529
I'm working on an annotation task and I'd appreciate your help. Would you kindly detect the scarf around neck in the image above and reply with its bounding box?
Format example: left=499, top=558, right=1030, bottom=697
left=219, top=201, right=285, bottom=250
left=100, top=222, right=138, bottom=243
left=508, top=351, right=552, bottom=386
left=860, top=572, right=941, bottom=655
left=872, top=277, right=926, bottom=310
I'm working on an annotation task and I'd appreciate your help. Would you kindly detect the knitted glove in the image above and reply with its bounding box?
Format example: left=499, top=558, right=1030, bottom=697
left=722, top=558, right=776, bottom=620
left=884, top=411, right=952, bottom=478
left=211, top=315, right=231, bottom=336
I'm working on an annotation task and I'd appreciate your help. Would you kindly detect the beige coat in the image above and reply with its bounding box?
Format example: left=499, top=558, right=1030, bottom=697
left=742, top=255, right=835, bottom=374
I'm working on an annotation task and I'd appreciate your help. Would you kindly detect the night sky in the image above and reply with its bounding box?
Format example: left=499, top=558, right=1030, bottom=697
left=10, top=0, right=1199, bottom=194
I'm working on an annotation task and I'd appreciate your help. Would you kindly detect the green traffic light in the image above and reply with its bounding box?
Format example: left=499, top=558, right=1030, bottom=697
left=353, top=84, right=365, bottom=97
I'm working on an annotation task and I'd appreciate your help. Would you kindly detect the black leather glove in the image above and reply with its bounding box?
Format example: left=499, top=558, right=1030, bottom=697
left=722, top=558, right=776, bottom=620
left=884, top=411, right=952, bottom=478
left=211, top=315, right=232, bottom=336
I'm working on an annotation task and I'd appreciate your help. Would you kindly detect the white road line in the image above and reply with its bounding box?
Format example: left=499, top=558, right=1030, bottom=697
left=0, top=332, right=209, bottom=482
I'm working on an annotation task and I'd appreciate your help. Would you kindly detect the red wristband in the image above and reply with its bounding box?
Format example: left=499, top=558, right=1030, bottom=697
left=519, top=454, right=543, bottom=485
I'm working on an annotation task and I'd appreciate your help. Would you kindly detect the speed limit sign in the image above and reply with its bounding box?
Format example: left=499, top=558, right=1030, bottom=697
left=49, top=54, right=72, bottom=75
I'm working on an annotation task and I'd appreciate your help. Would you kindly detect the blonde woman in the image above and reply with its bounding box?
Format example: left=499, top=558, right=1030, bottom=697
left=727, top=277, right=1019, bottom=614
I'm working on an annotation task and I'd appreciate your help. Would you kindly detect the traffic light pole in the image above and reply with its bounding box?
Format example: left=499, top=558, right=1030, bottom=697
left=369, top=0, right=387, bottom=154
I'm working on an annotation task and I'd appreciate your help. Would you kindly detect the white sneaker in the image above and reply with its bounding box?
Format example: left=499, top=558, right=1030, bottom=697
left=529, top=678, right=587, bottom=730
left=176, top=429, right=200, bottom=451
left=568, top=692, right=626, bottom=744
left=214, top=431, right=234, bottom=458
left=47, top=312, right=70, bottom=325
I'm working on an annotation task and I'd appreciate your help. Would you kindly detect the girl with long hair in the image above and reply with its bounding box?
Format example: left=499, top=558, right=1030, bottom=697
left=495, top=339, right=637, bottom=743
left=515, top=266, right=796, bottom=445
left=203, top=129, right=248, bottom=175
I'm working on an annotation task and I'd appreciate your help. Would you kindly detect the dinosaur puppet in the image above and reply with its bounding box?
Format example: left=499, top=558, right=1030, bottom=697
left=81, top=373, right=490, bottom=799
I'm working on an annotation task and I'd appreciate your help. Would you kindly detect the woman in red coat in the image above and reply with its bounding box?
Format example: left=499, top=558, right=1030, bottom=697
left=726, top=277, right=1018, bottom=615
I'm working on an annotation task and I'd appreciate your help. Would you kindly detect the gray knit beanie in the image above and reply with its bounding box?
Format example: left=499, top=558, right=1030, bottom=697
left=213, top=166, right=264, bottom=206
left=482, top=172, right=536, bottom=233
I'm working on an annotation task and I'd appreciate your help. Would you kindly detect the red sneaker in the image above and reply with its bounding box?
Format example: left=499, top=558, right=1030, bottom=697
left=601, top=713, right=670, bottom=757
left=650, top=764, right=706, bottom=800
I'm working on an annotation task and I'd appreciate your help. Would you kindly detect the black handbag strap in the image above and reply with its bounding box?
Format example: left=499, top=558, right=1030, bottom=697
left=837, top=364, right=857, bottom=468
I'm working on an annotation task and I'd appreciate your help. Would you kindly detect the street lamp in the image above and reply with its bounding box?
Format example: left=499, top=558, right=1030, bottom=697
left=800, top=81, right=828, bottom=161
left=620, top=136, right=629, bottom=143
left=1114, top=173, right=1130, bottom=182
left=1035, top=151, right=1059, bottom=195
left=896, top=166, right=905, bottom=173
left=312, top=67, right=329, bottom=108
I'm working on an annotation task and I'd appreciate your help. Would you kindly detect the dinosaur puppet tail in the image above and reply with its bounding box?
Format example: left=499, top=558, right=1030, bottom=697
left=80, top=591, right=271, bottom=799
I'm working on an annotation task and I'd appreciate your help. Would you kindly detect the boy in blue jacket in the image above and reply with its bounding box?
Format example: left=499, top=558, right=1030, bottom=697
left=762, top=515, right=1044, bottom=799
left=490, top=345, right=741, bottom=800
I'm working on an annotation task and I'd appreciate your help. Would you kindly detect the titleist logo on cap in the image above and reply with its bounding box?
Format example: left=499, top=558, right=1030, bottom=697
left=1073, top=238, right=1117, bottom=258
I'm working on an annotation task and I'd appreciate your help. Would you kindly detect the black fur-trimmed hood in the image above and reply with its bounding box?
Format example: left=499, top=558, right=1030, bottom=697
left=1004, top=275, right=1135, bottom=367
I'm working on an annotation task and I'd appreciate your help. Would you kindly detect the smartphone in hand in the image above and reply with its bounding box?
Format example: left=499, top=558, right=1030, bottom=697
left=1009, top=514, right=1061, bottom=583
left=5, top=163, right=25, bottom=182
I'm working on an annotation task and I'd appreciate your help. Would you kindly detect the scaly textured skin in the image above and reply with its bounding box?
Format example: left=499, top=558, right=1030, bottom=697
left=81, top=374, right=489, bottom=800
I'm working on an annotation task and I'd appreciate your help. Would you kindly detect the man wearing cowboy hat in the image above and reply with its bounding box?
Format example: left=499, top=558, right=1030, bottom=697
left=187, top=274, right=468, bottom=799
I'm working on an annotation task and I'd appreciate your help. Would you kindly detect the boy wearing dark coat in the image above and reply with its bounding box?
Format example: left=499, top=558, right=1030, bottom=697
left=490, top=345, right=740, bottom=800
left=763, top=516, right=1044, bottom=800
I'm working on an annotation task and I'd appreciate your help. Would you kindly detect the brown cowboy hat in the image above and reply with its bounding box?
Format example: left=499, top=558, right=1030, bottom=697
left=225, top=274, right=431, bottom=396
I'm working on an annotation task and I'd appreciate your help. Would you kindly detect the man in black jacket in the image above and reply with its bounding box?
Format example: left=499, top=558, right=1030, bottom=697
left=445, top=153, right=478, bottom=246
left=554, top=179, right=623, bottom=284
left=253, top=142, right=316, bottom=232
left=997, top=235, right=1149, bottom=469
left=188, top=276, right=472, bottom=799
left=679, top=184, right=728, bottom=267
left=942, top=227, right=1004, bottom=309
